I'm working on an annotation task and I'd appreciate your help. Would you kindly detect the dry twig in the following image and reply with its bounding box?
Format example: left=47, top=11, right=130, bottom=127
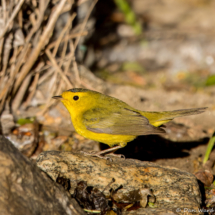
left=45, top=49, right=73, bottom=88
left=14, top=0, right=69, bottom=93
left=0, top=0, right=99, bottom=117
left=74, top=0, right=98, bottom=50
left=47, top=31, right=88, bottom=50
left=52, top=13, right=76, bottom=57
left=22, top=62, right=45, bottom=109
left=0, top=0, right=25, bottom=40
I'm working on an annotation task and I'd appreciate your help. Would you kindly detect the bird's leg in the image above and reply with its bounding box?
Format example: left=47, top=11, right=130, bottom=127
left=82, top=145, right=123, bottom=160
left=105, top=148, right=125, bottom=159
left=105, top=142, right=126, bottom=159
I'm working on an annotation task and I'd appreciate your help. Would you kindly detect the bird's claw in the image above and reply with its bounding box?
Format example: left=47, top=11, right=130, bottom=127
left=105, top=153, right=125, bottom=159
left=81, top=151, right=113, bottom=161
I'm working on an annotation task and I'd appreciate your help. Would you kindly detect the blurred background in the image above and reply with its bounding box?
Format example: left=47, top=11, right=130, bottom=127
left=0, top=0, right=215, bottom=175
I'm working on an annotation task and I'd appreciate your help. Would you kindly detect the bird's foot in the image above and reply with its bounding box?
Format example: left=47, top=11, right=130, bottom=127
left=81, top=145, right=124, bottom=161
left=81, top=151, right=113, bottom=161
left=105, top=153, right=125, bottom=159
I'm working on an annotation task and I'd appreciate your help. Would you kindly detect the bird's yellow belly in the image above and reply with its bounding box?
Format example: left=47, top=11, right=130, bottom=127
left=72, top=116, right=136, bottom=147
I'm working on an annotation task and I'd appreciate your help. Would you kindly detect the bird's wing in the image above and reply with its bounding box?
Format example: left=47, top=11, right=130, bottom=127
left=82, top=107, right=165, bottom=135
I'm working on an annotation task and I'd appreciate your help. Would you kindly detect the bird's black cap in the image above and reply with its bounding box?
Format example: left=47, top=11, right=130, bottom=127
left=67, top=88, right=89, bottom=93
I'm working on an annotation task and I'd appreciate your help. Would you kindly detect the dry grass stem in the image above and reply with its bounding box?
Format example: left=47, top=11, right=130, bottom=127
left=22, top=63, right=45, bottom=109
left=12, top=73, right=32, bottom=113
left=69, top=42, right=81, bottom=86
left=45, top=49, right=73, bottom=88
left=53, top=13, right=76, bottom=57
left=18, top=10, right=23, bottom=28
left=0, top=0, right=25, bottom=39
left=2, top=0, right=7, bottom=25
left=38, top=55, right=72, bottom=116
left=37, top=69, right=55, bottom=85
left=0, top=0, right=98, bottom=116
left=13, top=0, right=67, bottom=93
left=74, top=0, right=98, bottom=50
left=0, top=43, right=31, bottom=101
left=47, top=31, right=88, bottom=50
left=36, top=72, right=59, bottom=116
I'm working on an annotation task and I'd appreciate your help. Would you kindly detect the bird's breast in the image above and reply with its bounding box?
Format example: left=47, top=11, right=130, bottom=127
left=71, top=114, right=136, bottom=147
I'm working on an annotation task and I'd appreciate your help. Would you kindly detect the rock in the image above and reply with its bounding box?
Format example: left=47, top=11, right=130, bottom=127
left=37, top=151, right=202, bottom=214
left=0, top=136, right=85, bottom=215
left=123, top=207, right=178, bottom=215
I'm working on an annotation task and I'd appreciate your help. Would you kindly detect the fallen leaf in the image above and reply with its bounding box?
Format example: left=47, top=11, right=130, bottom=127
left=194, top=170, right=214, bottom=186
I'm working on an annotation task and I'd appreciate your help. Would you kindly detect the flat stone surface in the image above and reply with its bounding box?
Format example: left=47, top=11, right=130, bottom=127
left=37, top=151, right=202, bottom=213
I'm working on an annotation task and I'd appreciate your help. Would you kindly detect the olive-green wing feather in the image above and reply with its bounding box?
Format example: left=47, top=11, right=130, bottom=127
left=82, top=107, right=165, bottom=135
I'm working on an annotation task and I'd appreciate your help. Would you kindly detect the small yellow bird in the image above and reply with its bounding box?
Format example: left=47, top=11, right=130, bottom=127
left=53, top=88, right=206, bottom=159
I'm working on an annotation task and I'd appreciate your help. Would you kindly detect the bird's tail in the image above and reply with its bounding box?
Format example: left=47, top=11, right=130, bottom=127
left=141, top=107, right=207, bottom=127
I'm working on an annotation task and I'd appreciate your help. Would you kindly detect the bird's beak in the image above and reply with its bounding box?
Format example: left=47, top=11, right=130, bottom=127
left=52, top=95, right=63, bottom=100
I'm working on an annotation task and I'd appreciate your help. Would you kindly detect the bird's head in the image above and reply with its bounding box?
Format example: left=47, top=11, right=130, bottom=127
left=52, top=88, right=101, bottom=117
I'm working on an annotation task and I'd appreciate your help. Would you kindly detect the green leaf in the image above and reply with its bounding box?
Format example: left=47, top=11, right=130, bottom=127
left=122, top=62, right=144, bottom=73
left=206, top=75, right=215, bottom=86
left=16, top=117, right=35, bottom=125
left=148, top=202, right=157, bottom=208
left=203, top=132, right=215, bottom=164
left=114, top=0, right=142, bottom=35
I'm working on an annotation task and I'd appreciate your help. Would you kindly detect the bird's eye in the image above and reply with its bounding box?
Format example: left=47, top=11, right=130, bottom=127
left=73, top=95, right=79, bottom=101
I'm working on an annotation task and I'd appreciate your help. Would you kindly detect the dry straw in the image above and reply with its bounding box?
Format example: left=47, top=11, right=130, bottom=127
left=0, top=0, right=98, bottom=115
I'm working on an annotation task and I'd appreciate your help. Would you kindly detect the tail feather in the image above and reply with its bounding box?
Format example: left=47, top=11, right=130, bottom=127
left=156, top=107, right=207, bottom=121
left=142, top=107, right=207, bottom=125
